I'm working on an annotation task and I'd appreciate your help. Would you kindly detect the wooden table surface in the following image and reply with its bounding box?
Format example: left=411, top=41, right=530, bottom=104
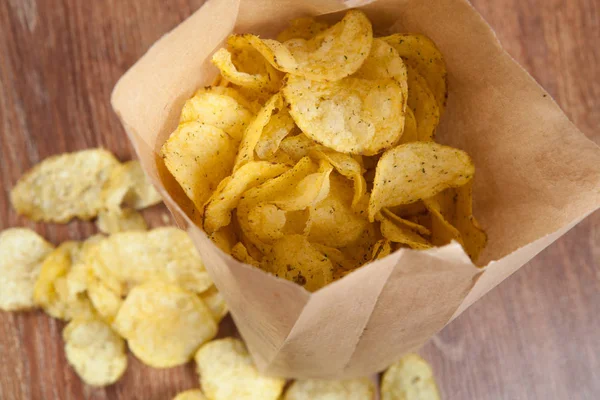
left=1, top=0, right=598, bottom=399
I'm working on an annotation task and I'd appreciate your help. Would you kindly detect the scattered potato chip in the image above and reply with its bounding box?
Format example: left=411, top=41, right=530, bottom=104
left=255, top=108, right=296, bottom=159
left=203, top=161, right=289, bottom=234
left=173, top=390, right=208, bottom=400
left=102, top=160, right=162, bottom=211
left=381, top=353, right=441, bottom=400
left=369, top=142, right=474, bottom=221
left=284, top=378, right=375, bottom=400
left=200, top=286, right=229, bottom=323
left=96, top=208, right=147, bottom=234
left=87, top=273, right=123, bottom=324
left=0, top=228, right=54, bottom=311
left=405, top=65, right=440, bottom=141
left=162, top=121, right=237, bottom=212
left=63, top=317, right=127, bottom=387
left=65, top=234, right=104, bottom=301
left=195, top=338, right=285, bottom=400
left=276, top=17, right=329, bottom=42
left=114, top=282, right=217, bottom=368
left=283, top=75, right=404, bottom=155
left=453, top=182, right=487, bottom=262
left=382, top=33, right=448, bottom=113
left=10, top=149, right=119, bottom=222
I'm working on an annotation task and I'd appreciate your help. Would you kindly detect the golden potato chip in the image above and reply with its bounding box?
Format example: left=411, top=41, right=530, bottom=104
left=162, top=121, right=237, bottom=212
left=0, top=228, right=54, bottom=311
left=279, top=134, right=316, bottom=162
left=284, top=378, right=375, bottom=400
left=423, top=189, right=463, bottom=249
left=453, top=182, right=487, bottom=262
left=246, top=204, right=286, bottom=243
left=203, top=161, right=289, bottom=234
left=311, top=148, right=366, bottom=208
left=264, top=235, right=333, bottom=291
left=114, top=282, right=217, bottom=368
left=209, top=224, right=238, bottom=254
left=102, top=160, right=162, bottom=211
left=382, top=33, right=448, bottom=113
left=254, top=108, right=296, bottom=159
left=382, top=208, right=431, bottom=236
left=283, top=74, right=404, bottom=155
left=200, top=286, right=228, bottom=323
left=398, top=107, right=418, bottom=144
left=87, top=274, right=123, bottom=324
left=96, top=208, right=147, bottom=235
left=406, top=65, right=440, bottom=142
left=368, top=142, right=474, bottom=221
left=244, top=10, right=372, bottom=81
left=263, top=149, right=296, bottom=166
left=10, top=149, right=119, bottom=222
left=231, top=242, right=260, bottom=267
left=201, top=86, right=260, bottom=113
left=173, top=390, right=207, bottom=400
left=195, top=337, right=285, bottom=400
left=179, top=87, right=254, bottom=142
left=276, top=17, right=329, bottom=42
left=371, top=239, right=392, bottom=260
left=63, top=317, right=127, bottom=386
left=271, top=159, right=332, bottom=212
left=381, top=353, right=441, bottom=400
left=90, top=228, right=213, bottom=296
left=378, top=212, right=432, bottom=250
left=234, top=93, right=284, bottom=171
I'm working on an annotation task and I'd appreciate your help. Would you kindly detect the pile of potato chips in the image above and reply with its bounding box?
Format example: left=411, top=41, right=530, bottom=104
left=162, top=10, right=487, bottom=292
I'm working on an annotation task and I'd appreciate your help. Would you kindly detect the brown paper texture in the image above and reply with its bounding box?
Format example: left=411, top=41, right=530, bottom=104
left=111, top=0, right=600, bottom=379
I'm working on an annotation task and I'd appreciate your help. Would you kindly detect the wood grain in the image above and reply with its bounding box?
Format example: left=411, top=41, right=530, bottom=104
left=0, top=0, right=598, bottom=399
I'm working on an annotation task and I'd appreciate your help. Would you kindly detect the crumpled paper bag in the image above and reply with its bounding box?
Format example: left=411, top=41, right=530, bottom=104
left=111, top=0, right=600, bottom=379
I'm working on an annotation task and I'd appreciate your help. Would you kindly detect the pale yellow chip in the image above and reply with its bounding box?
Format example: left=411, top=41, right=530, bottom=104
left=96, top=208, right=147, bottom=235
left=195, top=337, right=285, bottom=400
left=264, top=235, right=334, bottom=291
left=283, top=75, right=404, bottom=155
left=243, top=10, right=372, bottom=81
left=254, top=108, right=296, bottom=159
left=173, top=389, right=208, bottom=400
left=200, top=286, right=229, bottom=323
left=276, top=17, right=329, bottom=42
left=203, top=161, right=289, bottom=234
left=311, top=148, right=366, bottom=208
left=284, top=378, right=375, bottom=400
left=381, top=353, right=441, bottom=400
left=90, top=227, right=213, bottom=296
left=87, top=274, right=123, bottom=324
left=382, top=33, right=448, bottom=114
left=378, top=213, right=432, bottom=250
left=406, top=65, right=440, bottom=141
left=368, top=142, right=474, bottom=221
left=10, top=149, right=119, bottom=222
left=114, top=282, right=217, bottom=368
left=102, top=160, right=162, bottom=211
left=271, top=159, right=332, bottom=212
left=63, top=317, right=127, bottom=387
left=162, top=121, right=237, bottom=212
left=0, top=228, right=54, bottom=311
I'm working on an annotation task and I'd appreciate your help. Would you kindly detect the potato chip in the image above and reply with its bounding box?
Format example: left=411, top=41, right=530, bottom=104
left=381, top=353, right=441, bottom=400
left=102, top=160, right=162, bottom=211
left=200, top=286, right=228, bottom=323
left=283, top=74, right=404, bottom=155
left=254, top=108, right=296, bottom=159
left=0, top=228, right=54, bottom=311
left=173, top=390, right=207, bottom=400
left=65, top=234, right=104, bottom=300
left=246, top=204, right=286, bottom=243
left=453, top=182, right=487, bottom=262
left=162, top=121, right=237, bottom=212
left=179, top=87, right=255, bottom=142
left=382, top=33, right=448, bottom=113
left=378, top=212, right=432, bottom=250
left=371, top=239, right=392, bottom=260
left=209, top=224, right=238, bottom=254
left=264, top=235, right=333, bottom=291
left=243, top=10, right=372, bottom=82
left=276, top=17, right=329, bottom=42
left=10, top=149, right=119, bottom=222
left=203, top=161, right=289, bottom=234
left=63, top=317, right=127, bottom=386
left=284, top=378, right=375, bottom=400
left=272, top=159, right=332, bottom=211
left=311, top=148, right=366, bottom=208
left=368, top=142, right=474, bottom=221
left=279, top=134, right=316, bottom=162
left=195, top=338, right=285, bottom=400
left=406, top=65, right=440, bottom=142
left=382, top=208, right=431, bottom=236
left=201, top=86, right=260, bottom=113
left=398, top=107, right=418, bottom=144
left=96, top=208, right=147, bottom=234
left=87, top=274, right=123, bottom=324
left=263, top=149, right=296, bottom=166
left=114, top=282, right=217, bottom=368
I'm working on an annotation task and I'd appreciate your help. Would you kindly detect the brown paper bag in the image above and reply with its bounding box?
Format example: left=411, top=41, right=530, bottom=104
left=111, top=0, right=600, bottom=379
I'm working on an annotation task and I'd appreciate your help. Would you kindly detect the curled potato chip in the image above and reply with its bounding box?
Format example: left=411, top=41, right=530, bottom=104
left=382, top=208, right=431, bottom=236
left=114, top=282, right=217, bottom=368
left=173, top=390, right=207, bottom=400
left=283, top=75, right=404, bottom=155
left=284, top=378, right=375, bottom=400
left=378, top=212, right=432, bottom=250
left=63, top=317, right=127, bottom=386
left=371, top=239, right=392, bottom=261
left=203, top=161, right=289, bottom=234
left=102, top=160, right=162, bottom=211
left=381, top=353, right=441, bottom=400
left=311, top=149, right=366, bottom=208
left=195, top=338, right=285, bottom=400
left=406, top=65, right=440, bottom=141
left=264, top=235, right=333, bottom=291
left=179, top=87, right=254, bottom=142
left=200, top=286, right=229, bottom=323
left=162, top=122, right=237, bottom=211
left=272, top=159, right=332, bottom=211
left=96, top=208, right=147, bottom=234
left=453, top=182, right=487, bottom=262
left=382, top=33, right=448, bottom=113
left=276, top=17, right=329, bottom=42
left=255, top=109, right=296, bottom=159
left=369, top=142, right=474, bottom=221
left=279, top=134, right=316, bottom=162
left=10, top=149, right=119, bottom=222
left=0, top=228, right=54, bottom=311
